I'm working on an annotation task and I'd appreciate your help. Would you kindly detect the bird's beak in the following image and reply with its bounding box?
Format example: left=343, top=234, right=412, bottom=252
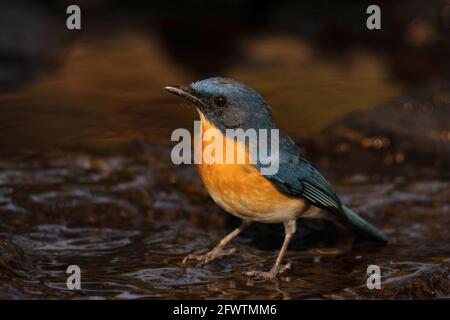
left=164, top=85, right=206, bottom=108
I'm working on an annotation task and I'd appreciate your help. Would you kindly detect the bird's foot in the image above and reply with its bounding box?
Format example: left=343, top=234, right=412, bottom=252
left=182, top=247, right=236, bottom=265
left=245, top=262, right=291, bottom=280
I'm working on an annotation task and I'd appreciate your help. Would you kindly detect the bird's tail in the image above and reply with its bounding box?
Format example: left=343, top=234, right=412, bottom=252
left=341, top=205, right=388, bottom=243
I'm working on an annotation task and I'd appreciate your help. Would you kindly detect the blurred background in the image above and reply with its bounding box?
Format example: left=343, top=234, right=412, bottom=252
left=1, top=0, right=449, bottom=163
left=0, top=0, right=449, bottom=299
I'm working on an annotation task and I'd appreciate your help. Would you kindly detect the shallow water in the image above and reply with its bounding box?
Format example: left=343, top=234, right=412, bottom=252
left=0, top=143, right=448, bottom=300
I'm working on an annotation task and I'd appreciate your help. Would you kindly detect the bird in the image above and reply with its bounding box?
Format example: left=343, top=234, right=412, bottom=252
left=164, top=77, right=388, bottom=279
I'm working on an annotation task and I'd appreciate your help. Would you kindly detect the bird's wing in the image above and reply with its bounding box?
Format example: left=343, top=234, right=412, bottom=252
left=255, top=131, right=388, bottom=242
left=257, top=132, right=342, bottom=214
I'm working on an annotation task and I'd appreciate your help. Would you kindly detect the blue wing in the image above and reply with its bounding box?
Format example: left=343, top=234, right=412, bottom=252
left=257, top=131, right=342, bottom=214
left=253, top=130, right=388, bottom=242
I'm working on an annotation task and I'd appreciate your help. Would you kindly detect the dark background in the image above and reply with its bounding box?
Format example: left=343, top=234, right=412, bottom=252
left=1, top=0, right=449, bottom=161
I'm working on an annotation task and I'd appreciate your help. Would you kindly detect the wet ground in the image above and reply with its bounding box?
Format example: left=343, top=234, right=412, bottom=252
left=0, top=132, right=448, bottom=299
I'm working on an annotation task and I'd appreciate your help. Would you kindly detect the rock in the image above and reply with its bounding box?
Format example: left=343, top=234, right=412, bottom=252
left=317, top=82, right=450, bottom=179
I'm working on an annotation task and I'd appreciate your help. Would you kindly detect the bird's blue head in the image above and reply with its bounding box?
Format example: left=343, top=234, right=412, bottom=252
left=165, top=77, right=275, bottom=132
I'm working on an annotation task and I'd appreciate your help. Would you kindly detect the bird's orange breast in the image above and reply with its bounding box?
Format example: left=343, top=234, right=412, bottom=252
left=197, top=115, right=306, bottom=223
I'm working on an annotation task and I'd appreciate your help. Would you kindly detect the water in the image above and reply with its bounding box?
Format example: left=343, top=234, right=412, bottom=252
left=0, top=142, right=448, bottom=299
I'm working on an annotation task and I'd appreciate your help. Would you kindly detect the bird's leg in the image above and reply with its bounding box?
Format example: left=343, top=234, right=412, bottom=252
left=183, top=220, right=251, bottom=265
left=246, top=219, right=297, bottom=279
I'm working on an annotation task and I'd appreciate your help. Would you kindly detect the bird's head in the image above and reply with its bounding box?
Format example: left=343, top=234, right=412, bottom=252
left=165, top=77, right=274, bottom=132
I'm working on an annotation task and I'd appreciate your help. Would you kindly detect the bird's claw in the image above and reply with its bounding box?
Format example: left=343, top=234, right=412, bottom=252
left=182, top=247, right=237, bottom=265
left=245, top=262, right=292, bottom=280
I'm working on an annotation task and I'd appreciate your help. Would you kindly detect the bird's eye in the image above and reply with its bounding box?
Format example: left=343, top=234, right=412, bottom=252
left=213, top=95, right=227, bottom=108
